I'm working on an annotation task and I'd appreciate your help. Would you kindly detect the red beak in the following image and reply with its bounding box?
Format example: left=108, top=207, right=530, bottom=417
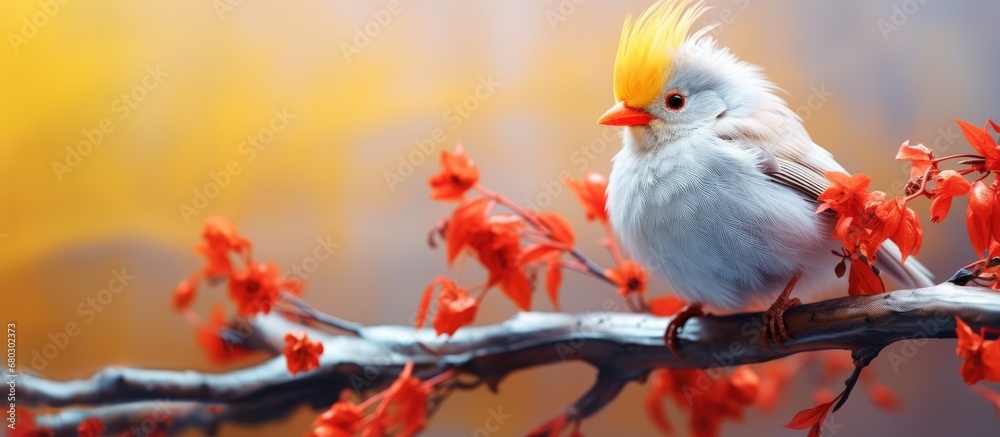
left=597, top=102, right=653, bottom=126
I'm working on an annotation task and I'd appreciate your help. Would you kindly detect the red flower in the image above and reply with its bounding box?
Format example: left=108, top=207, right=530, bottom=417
left=867, top=382, right=900, bottom=412
left=415, top=276, right=479, bottom=336
left=957, top=119, right=1000, bottom=172
left=197, top=304, right=252, bottom=365
left=444, top=198, right=489, bottom=265
left=648, top=295, right=686, bottom=316
left=381, top=362, right=432, bottom=437
left=955, top=317, right=1000, bottom=384
left=817, top=172, right=871, bottom=216
left=309, top=401, right=363, bottom=437
left=536, top=212, right=575, bottom=247
left=967, top=181, right=1000, bottom=257
left=929, top=170, right=972, bottom=223
left=442, top=199, right=532, bottom=310
left=283, top=332, right=324, bottom=375
left=895, top=141, right=935, bottom=179
left=228, top=261, right=288, bottom=316
left=197, top=216, right=252, bottom=277
left=10, top=408, right=54, bottom=437
left=172, top=279, right=196, bottom=311
left=515, top=212, right=574, bottom=311
left=76, top=418, right=106, bottom=437
left=847, top=257, right=884, bottom=296
left=605, top=260, right=648, bottom=298
left=646, top=367, right=760, bottom=437
left=429, top=143, right=480, bottom=202
left=755, top=362, right=794, bottom=412
left=565, top=171, right=609, bottom=222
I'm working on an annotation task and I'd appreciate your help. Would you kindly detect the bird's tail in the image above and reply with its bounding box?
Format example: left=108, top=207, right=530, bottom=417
left=876, top=241, right=935, bottom=290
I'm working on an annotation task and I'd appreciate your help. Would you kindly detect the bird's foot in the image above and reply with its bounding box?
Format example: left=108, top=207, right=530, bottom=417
left=761, top=295, right=801, bottom=350
left=664, top=303, right=705, bottom=357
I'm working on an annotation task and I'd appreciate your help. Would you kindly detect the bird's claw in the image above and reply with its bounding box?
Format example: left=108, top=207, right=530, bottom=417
left=761, top=296, right=800, bottom=350
left=664, top=303, right=705, bottom=357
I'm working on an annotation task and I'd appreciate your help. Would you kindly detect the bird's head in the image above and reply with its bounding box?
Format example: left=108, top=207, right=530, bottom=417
left=599, top=0, right=782, bottom=146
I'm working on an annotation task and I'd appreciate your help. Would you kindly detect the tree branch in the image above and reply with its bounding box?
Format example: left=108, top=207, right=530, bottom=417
left=21, top=283, right=1000, bottom=436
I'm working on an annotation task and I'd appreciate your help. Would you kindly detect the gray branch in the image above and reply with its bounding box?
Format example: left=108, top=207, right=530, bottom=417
left=20, top=283, right=1000, bottom=436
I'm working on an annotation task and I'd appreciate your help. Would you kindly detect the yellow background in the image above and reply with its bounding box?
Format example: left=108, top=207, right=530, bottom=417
left=3, top=0, right=999, bottom=435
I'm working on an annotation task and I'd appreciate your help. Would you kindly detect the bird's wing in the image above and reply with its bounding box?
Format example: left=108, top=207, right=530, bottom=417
left=718, top=110, right=935, bottom=288
left=716, top=106, right=843, bottom=202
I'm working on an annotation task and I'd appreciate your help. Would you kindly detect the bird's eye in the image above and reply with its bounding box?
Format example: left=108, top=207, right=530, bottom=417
left=665, top=92, right=685, bottom=110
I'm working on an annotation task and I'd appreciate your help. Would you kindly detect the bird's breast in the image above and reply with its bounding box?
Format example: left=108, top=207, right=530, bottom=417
left=607, top=136, right=836, bottom=310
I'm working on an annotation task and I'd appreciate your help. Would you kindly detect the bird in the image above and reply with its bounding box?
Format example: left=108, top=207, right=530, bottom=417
left=597, top=0, right=934, bottom=351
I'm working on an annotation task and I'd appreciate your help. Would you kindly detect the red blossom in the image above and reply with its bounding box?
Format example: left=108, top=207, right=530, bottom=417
left=227, top=261, right=288, bottom=316
left=929, top=170, right=972, bottom=223
left=564, top=171, right=610, bottom=222
left=172, top=279, right=196, bottom=311
left=847, top=257, right=884, bottom=296
left=895, top=141, right=935, bottom=179
left=444, top=198, right=489, bottom=265
left=967, top=181, right=1000, bottom=257
left=536, top=212, right=576, bottom=247
left=10, top=408, right=54, bottom=437
left=957, top=119, right=1000, bottom=171
left=478, top=215, right=532, bottom=310
left=648, top=295, right=686, bottom=316
left=867, top=382, right=900, bottom=412
left=283, top=332, right=324, bottom=375
left=445, top=205, right=532, bottom=310
left=380, top=362, right=432, bottom=437
left=197, top=304, right=252, bottom=365
left=646, top=367, right=760, bottom=437
left=605, top=260, right=648, bottom=298
left=816, top=171, right=871, bottom=216
left=955, top=317, right=1000, bottom=384
left=415, top=276, right=479, bottom=336
left=76, top=418, right=106, bottom=437
left=196, top=216, right=252, bottom=277
left=308, top=400, right=363, bottom=437
left=755, top=362, right=794, bottom=412
left=429, top=143, right=480, bottom=202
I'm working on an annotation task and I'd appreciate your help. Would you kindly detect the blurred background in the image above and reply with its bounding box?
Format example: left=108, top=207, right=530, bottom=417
left=3, top=0, right=1000, bottom=435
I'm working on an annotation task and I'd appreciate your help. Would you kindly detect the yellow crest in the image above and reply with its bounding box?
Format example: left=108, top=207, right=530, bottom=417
left=613, top=0, right=706, bottom=108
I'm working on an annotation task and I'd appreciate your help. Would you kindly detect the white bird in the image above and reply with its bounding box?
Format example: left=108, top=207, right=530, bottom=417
left=597, top=0, right=934, bottom=349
